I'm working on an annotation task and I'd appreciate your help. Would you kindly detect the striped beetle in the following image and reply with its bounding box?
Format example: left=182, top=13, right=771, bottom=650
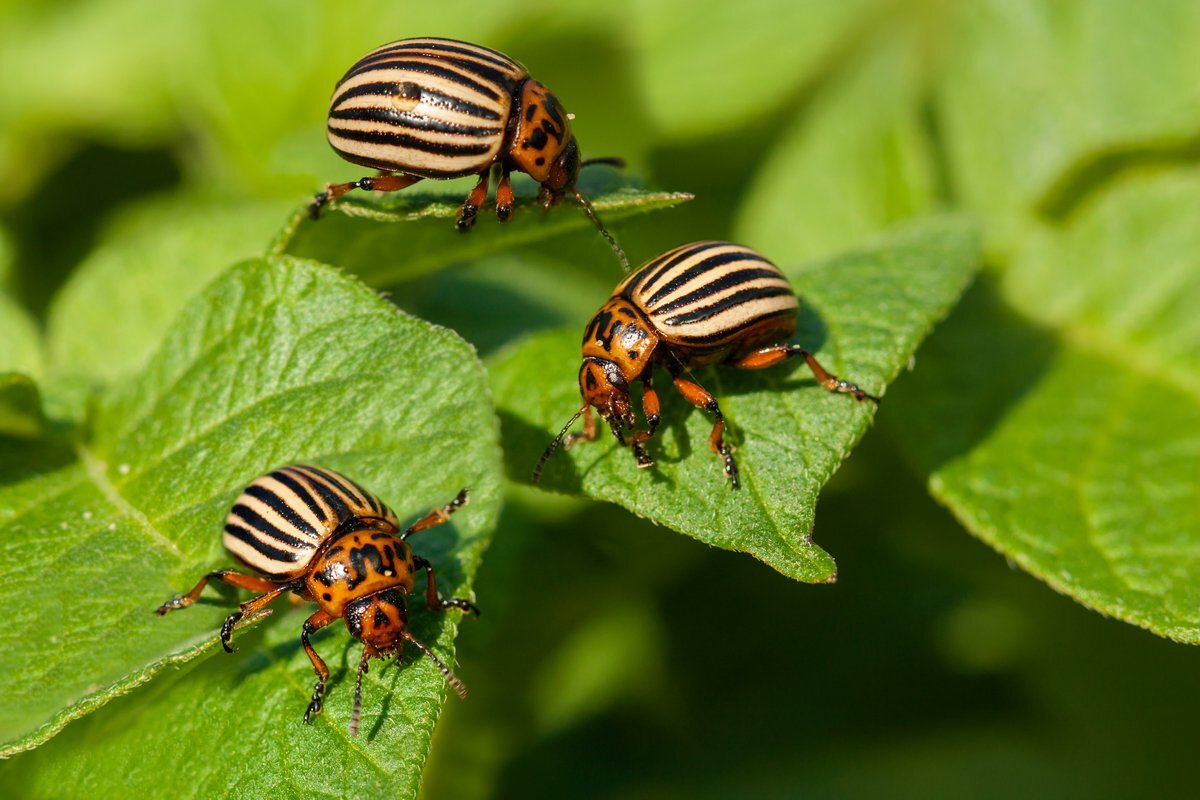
left=156, top=465, right=476, bottom=736
left=535, top=242, right=878, bottom=488
left=310, top=37, right=628, bottom=267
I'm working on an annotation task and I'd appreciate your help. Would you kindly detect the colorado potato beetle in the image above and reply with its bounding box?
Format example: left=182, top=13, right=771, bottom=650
left=156, top=465, right=476, bottom=736
left=534, top=242, right=878, bottom=488
left=311, top=37, right=628, bottom=268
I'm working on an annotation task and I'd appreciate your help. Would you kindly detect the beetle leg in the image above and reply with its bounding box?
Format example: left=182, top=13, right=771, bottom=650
left=216, top=582, right=294, bottom=653
left=672, top=375, right=739, bottom=488
left=309, top=174, right=422, bottom=218
left=562, top=405, right=597, bottom=450
left=456, top=169, right=492, bottom=230
left=730, top=346, right=878, bottom=403
left=155, top=569, right=284, bottom=616
left=628, top=376, right=661, bottom=468
left=401, top=488, right=470, bottom=539
left=301, top=609, right=339, bottom=724
left=413, top=555, right=480, bottom=617
left=495, top=167, right=515, bottom=222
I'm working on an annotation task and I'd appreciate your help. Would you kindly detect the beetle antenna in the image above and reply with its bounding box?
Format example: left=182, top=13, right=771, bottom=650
left=572, top=189, right=631, bottom=273
left=403, top=631, right=467, bottom=699
left=349, top=647, right=371, bottom=737
left=580, top=156, right=626, bottom=169
left=534, top=406, right=585, bottom=483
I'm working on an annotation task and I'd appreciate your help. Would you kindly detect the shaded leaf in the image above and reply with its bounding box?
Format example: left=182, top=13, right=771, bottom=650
left=888, top=171, right=1200, bottom=642
left=490, top=219, right=978, bottom=581
left=0, top=256, right=502, bottom=787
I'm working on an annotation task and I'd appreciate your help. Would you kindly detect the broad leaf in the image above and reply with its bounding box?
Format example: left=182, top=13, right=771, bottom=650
left=276, top=176, right=692, bottom=288
left=937, top=0, right=1200, bottom=234
left=490, top=219, right=978, bottom=582
left=736, top=37, right=940, bottom=264
left=888, top=171, right=1200, bottom=643
left=629, top=0, right=875, bottom=140
left=0, top=256, right=502, bottom=790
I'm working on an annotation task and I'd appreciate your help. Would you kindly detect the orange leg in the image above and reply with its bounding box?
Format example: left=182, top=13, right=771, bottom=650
left=495, top=168, right=515, bottom=222
left=730, top=346, right=878, bottom=402
left=309, top=173, right=422, bottom=218
left=402, top=488, right=470, bottom=539
left=302, top=608, right=339, bottom=723
left=673, top=375, right=739, bottom=488
left=456, top=170, right=492, bottom=230
left=562, top=405, right=598, bottom=450
left=155, top=569, right=282, bottom=616
left=216, top=582, right=296, bottom=653
left=413, top=555, right=480, bottom=617
left=628, top=376, right=661, bottom=468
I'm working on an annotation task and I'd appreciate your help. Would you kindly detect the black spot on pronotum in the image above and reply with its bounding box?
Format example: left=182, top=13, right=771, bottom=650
left=523, top=127, right=549, bottom=151
left=525, top=103, right=538, bottom=122
left=628, top=350, right=640, bottom=360
left=323, top=593, right=333, bottom=602
left=373, top=606, right=390, bottom=628
left=535, top=156, right=545, bottom=166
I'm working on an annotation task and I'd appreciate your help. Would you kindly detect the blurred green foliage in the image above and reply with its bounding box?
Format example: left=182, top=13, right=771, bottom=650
left=1, top=0, right=1198, bottom=798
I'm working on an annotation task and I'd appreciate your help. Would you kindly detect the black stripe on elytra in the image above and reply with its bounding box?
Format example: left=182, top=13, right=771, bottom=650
left=645, top=252, right=767, bottom=306
left=311, top=468, right=375, bottom=515
left=330, top=125, right=492, bottom=156
left=333, top=81, right=504, bottom=122
left=245, top=484, right=317, bottom=538
left=663, top=286, right=795, bottom=327
left=343, top=58, right=501, bottom=100
left=371, top=40, right=518, bottom=73
left=304, top=472, right=356, bottom=524
left=273, top=469, right=328, bottom=527
left=224, top=523, right=301, bottom=564
left=329, top=146, right=469, bottom=177
left=652, top=267, right=786, bottom=314
left=629, top=244, right=713, bottom=296
left=230, top=504, right=312, bottom=550
left=329, top=106, right=500, bottom=137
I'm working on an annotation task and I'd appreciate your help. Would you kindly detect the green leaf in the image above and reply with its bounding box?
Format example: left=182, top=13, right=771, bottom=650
left=0, top=256, right=502, bottom=785
left=937, top=0, right=1200, bottom=234
left=629, top=0, right=876, bottom=140
left=490, top=219, right=978, bottom=581
left=45, top=195, right=294, bottom=385
left=275, top=176, right=693, bottom=288
left=888, top=171, right=1200, bottom=643
left=735, top=36, right=941, bottom=264
left=0, top=264, right=44, bottom=435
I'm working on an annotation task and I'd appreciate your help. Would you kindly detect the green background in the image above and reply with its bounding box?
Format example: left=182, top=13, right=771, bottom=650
left=1, top=0, right=1198, bottom=797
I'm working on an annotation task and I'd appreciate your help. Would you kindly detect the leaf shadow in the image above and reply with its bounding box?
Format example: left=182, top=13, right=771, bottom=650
left=883, top=275, right=1060, bottom=474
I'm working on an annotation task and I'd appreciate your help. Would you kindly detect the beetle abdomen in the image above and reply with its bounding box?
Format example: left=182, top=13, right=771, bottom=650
left=617, top=242, right=798, bottom=352
left=326, top=38, right=527, bottom=178
left=223, top=465, right=398, bottom=578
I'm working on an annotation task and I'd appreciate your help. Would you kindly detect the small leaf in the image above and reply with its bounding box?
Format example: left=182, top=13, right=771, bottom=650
left=0, top=256, right=502, bottom=782
left=889, top=171, right=1200, bottom=642
left=275, top=173, right=693, bottom=287
left=0, top=281, right=44, bottom=437
left=490, top=219, right=978, bottom=581
left=46, top=196, right=295, bottom=385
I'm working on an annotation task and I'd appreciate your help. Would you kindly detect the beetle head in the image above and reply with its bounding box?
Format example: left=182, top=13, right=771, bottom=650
left=540, top=135, right=581, bottom=205
left=579, top=358, right=636, bottom=440
left=345, top=588, right=408, bottom=653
